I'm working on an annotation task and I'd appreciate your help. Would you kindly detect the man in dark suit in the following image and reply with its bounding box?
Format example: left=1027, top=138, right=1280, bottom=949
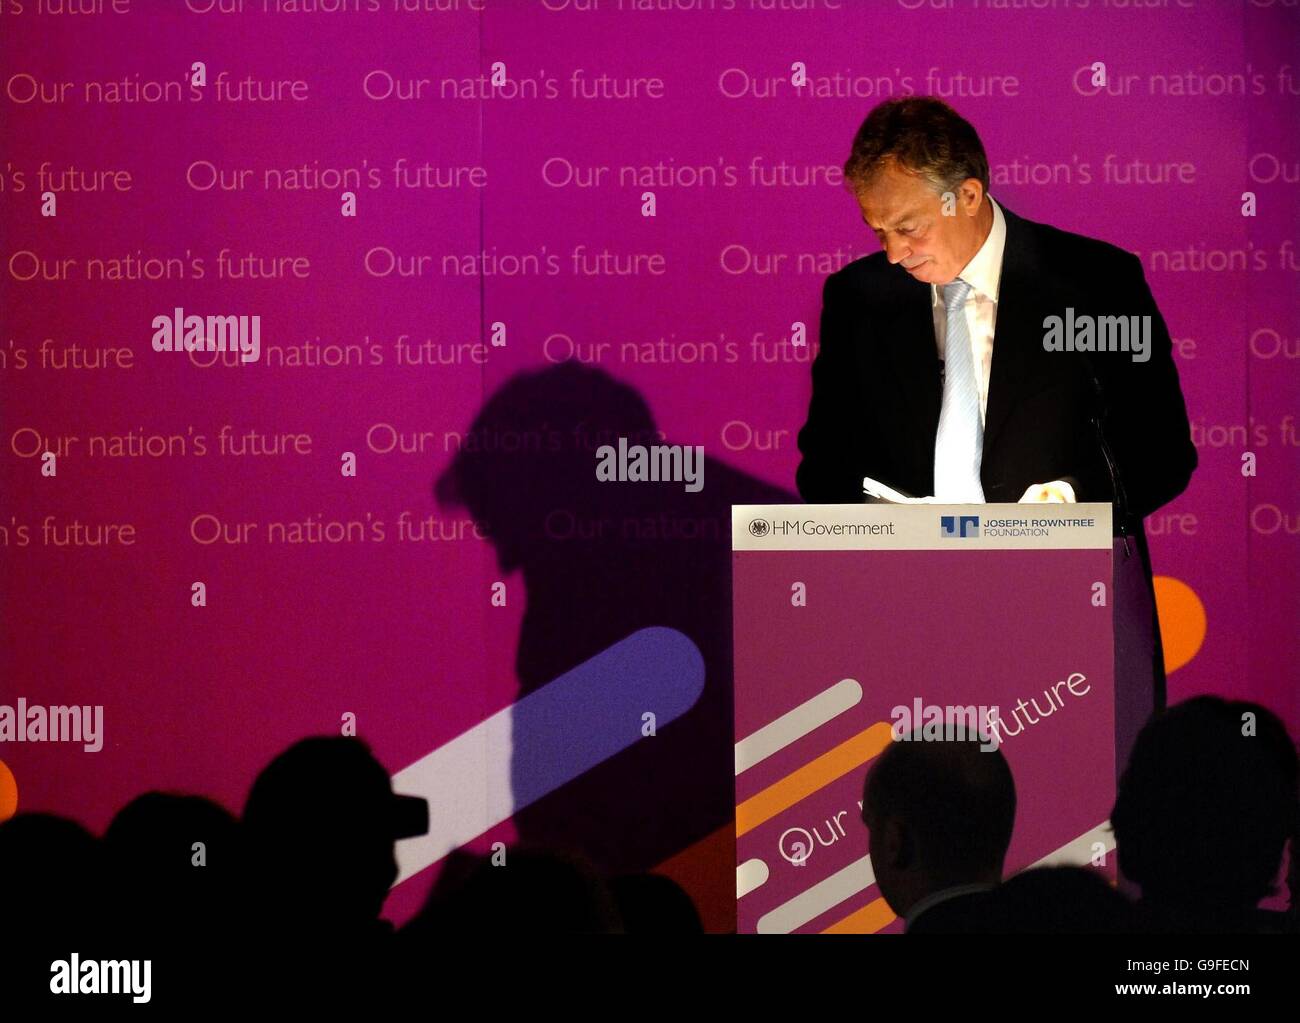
left=796, top=98, right=1196, bottom=755
left=861, top=732, right=1015, bottom=934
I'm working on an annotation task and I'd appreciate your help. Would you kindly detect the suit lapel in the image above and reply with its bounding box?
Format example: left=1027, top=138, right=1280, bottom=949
left=869, top=203, right=1043, bottom=488
left=982, top=203, right=1040, bottom=463
left=880, top=276, right=942, bottom=446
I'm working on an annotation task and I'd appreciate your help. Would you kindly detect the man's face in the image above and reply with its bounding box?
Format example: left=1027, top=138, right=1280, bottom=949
left=855, top=160, right=986, bottom=286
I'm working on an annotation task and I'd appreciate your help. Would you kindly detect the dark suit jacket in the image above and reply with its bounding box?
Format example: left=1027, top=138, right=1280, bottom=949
left=795, top=202, right=1196, bottom=530
left=904, top=889, right=994, bottom=934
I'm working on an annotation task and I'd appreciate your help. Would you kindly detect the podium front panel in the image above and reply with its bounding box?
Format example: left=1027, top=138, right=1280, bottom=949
left=732, top=503, right=1114, bottom=934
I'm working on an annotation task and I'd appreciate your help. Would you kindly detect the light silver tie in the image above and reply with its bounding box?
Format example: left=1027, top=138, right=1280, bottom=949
left=933, top=279, right=985, bottom=501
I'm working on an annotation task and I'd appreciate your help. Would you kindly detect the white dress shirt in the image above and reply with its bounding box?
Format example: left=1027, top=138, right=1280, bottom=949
left=931, top=195, right=1074, bottom=503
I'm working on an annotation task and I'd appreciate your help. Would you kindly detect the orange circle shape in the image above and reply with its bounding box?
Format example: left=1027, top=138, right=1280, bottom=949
left=0, top=760, right=17, bottom=822
left=1153, top=575, right=1208, bottom=674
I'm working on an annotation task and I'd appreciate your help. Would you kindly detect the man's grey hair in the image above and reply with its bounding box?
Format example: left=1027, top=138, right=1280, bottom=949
left=843, top=96, right=990, bottom=199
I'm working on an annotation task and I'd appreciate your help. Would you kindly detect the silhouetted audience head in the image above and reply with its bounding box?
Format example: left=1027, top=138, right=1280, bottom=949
left=985, top=866, right=1133, bottom=933
left=20, top=692, right=1298, bottom=962
left=862, top=732, right=1016, bottom=928
left=0, top=813, right=102, bottom=941
left=242, top=736, right=428, bottom=938
left=103, top=792, right=241, bottom=939
left=609, top=872, right=704, bottom=934
left=416, top=845, right=623, bottom=933
left=1110, top=696, right=1297, bottom=931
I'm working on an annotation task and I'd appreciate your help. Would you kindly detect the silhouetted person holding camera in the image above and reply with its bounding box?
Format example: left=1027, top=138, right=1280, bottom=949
left=241, top=737, right=428, bottom=955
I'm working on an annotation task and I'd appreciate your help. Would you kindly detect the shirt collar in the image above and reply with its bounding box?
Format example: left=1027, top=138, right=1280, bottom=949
left=931, top=194, right=1006, bottom=307
left=903, top=881, right=997, bottom=929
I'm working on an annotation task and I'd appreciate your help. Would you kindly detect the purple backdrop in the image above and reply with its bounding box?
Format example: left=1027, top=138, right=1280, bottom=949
left=1, top=0, right=1296, bottom=930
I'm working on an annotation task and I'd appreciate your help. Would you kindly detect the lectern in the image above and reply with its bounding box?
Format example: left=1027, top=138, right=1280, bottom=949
left=731, top=503, right=1116, bottom=934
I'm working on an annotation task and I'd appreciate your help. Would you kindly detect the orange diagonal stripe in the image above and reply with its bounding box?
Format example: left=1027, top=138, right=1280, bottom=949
left=821, top=897, right=897, bottom=934
left=735, top=721, right=894, bottom=837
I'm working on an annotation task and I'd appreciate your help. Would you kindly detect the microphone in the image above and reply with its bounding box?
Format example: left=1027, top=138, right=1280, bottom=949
left=1081, top=354, right=1133, bottom=559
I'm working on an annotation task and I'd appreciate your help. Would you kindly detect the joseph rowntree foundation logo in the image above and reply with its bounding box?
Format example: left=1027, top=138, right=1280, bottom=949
left=940, top=515, right=980, bottom=539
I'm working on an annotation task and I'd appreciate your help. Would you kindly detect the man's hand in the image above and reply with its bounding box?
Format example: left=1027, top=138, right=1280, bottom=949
left=1019, top=480, right=1076, bottom=503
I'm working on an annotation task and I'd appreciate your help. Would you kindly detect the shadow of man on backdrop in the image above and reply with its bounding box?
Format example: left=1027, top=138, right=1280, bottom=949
left=432, top=362, right=791, bottom=915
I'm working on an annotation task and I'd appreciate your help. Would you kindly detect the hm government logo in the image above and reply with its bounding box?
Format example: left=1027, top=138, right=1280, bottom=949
left=748, top=518, right=770, bottom=538
left=940, top=515, right=980, bottom=539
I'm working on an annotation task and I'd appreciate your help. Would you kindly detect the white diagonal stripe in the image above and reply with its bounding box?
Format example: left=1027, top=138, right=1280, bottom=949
left=735, top=678, right=863, bottom=775
left=756, top=854, right=876, bottom=934
left=1029, top=820, right=1115, bottom=869
left=737, top=858, right=770, bottom=899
